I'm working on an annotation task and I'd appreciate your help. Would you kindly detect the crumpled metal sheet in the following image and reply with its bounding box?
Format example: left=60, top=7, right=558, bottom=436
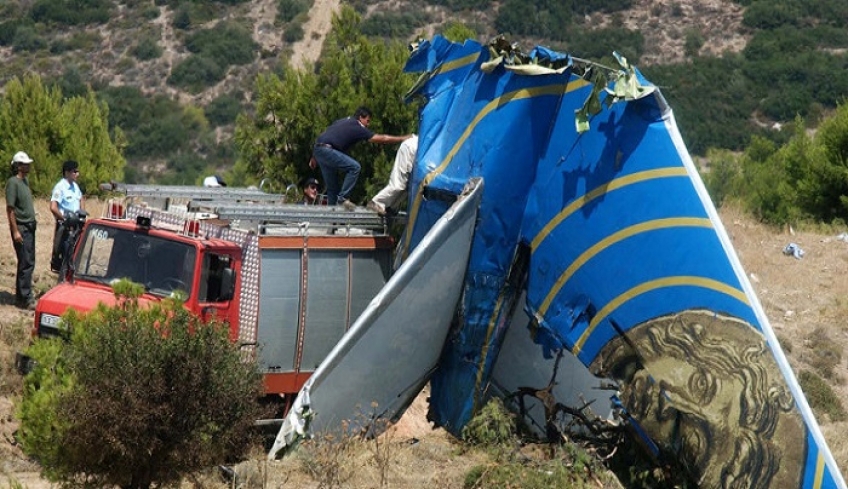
left=403, top=35, right=846, bottom=489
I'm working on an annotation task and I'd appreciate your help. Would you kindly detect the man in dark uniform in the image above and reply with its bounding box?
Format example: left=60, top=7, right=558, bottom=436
left=310, top=106, right=412, bottom=210
left=6, top=151, right=37, bottom=309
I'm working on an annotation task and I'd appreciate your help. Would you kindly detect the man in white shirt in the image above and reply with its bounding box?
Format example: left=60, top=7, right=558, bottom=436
left=203, top=175, right=227, bottom=187
left=367, top=134, right=418, bottom=216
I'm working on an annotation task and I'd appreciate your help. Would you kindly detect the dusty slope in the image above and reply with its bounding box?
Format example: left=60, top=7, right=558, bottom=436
left=1, top=200, right=847, bottom=487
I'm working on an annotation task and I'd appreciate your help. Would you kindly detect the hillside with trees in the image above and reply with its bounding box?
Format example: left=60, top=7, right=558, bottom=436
left=0, top=0, right=846, bottom=230
left=0, top=0, right=846, bottom=197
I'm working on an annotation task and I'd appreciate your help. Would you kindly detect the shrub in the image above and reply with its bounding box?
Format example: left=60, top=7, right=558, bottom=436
left=184, top=21, right=257, bottom=67
left=798, top=370, right=847, bottom=423
left=11, top=25, right=48, bottom=52
left=168, top=55, right=226, bottom=93
left=131, top=37, right=163, bottom=61
left=277, top=0, right=311, bottom=23
left=806, top=327, right=843, bottom=380
left=141, top=5, right=160, bottom=20
left=29, top=0, right=112, bottom=25
left=0, top=19, right=26, bottom=46
left=283, top=23, right=304, bottom=43
left=360, top=11, right=432, bottom=39
left=684, top=28, right=704, bottom=57
left=495, top=0, right=573, bottom=41
left=701, top=148, right=742, bottom=208
left=97, top=87, right=206, bottom=158
left=461, top=397, right=516, bottom=448
left=16, top=282, right=264, bottom=489
left=172, top=5, right=191, bottom=30
left=742, top=1, right=802, bottom=30
left=206, top=92, right=244, bottom=127
left=564, top=26, right=644, bottom=64
left=776, top=333, right=793, bottom=354
left=463, top=457, right=603, bottom=489
left=48, top=67, right=89, bottom=100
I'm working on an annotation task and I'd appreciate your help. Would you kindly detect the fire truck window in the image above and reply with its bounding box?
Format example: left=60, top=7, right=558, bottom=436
left=200, top=254, right=230, bottom=302
left=107, top=234, right=144, bottom=280
left=75, top=224, right=116, bottom=278
left=148, top=243, right=194, bottom=295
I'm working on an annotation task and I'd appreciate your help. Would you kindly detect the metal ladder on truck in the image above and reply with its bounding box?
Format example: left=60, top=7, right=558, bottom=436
left=106, top=183, right=390, bottom=236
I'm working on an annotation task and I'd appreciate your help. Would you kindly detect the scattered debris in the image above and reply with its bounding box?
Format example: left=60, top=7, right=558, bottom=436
left=783, top=242, right=805, bottom=259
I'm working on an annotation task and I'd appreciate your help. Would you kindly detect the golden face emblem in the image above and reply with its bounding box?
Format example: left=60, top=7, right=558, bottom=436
left=590, top=310, right=805, bottom=488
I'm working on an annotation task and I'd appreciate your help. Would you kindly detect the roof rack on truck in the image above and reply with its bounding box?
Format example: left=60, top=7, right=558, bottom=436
left=103, top=182, right=284, bottom=203
left=101, top=182, right=389, bottom=236
left=198, top=202, right=387, bottom=236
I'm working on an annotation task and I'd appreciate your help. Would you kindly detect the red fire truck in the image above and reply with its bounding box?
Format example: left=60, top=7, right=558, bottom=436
left=30, top=184, right=395, bottom=409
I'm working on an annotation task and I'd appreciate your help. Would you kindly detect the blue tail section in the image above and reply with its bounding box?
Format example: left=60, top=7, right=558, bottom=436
left=403, top=36, right=846, bottom=489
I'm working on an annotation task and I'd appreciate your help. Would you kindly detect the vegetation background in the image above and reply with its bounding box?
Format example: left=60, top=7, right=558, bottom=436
left=0, top=0, right=845, bottom=208
left=1, top=0, right=848, bottom=487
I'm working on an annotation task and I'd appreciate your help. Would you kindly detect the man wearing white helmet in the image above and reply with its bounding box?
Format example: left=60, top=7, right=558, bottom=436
left=6, top=151, right=37, bottom=309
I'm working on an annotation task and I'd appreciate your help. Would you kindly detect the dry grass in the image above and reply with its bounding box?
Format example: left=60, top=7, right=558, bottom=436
left=721, top=203, right=848, bottom=473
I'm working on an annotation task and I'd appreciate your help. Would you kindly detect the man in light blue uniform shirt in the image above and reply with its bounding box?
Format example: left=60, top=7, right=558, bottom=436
left=50, top=160, right=84, bottom=273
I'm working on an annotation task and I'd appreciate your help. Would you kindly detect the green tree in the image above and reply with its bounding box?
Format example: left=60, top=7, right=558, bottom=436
left=439, top=21, right=477, bottom=42
left=168, top=55, right=226, bottom=93
left=234, top=6, right=418, bottom=202
left=0, top=74, right=125, bottom=195
left=58, top=91, right=127, bottom=192
left=701, top=148, right=741, bottom=208
left=277, top=0, right=310, bottom=23
left=800, top=103, right=848, bottom=221
left=184, top=21, right=256, bottom=67
left=130, top=36, right=163, bottom=61
left=205, top=92, right=244, bottom=127
left=17, top=282, right=263, bottom=489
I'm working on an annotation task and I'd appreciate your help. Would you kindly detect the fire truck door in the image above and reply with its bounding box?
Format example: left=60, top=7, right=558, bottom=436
left=198, top=253, right=237, bottom=327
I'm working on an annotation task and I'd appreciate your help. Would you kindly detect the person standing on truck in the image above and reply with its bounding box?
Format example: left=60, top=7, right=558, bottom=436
left=6, top=151, right=37, bottom=310
left=309, top=106, right=413, bottom=210
left=49, top=160, right=84, bottom=273
left=298, top=177, right=322, bottom=205
left=367, top=134, right=418, bottom=216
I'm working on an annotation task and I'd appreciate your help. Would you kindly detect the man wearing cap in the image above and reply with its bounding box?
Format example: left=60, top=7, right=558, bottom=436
left=298, top=177, right=321, bottom=205
left=50, top=160, right=85, bottom=274
left=6, top=151, right=37, bottom=309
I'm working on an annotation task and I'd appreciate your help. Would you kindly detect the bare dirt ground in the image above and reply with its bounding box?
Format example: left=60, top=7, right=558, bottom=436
left=1, top=199, right=847, bottom=487
left=288, top=0, right=341, bottom=71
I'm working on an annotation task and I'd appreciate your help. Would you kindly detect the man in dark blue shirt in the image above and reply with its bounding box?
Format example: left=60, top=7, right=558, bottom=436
left=310, top=106, right=412, bottom=210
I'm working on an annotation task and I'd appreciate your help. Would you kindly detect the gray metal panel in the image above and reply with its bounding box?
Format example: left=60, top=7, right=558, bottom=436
left=257, top=249, right=302, bottom=372
left=214, top=203, right=387, bottom=234
left=301, top=251, right=350, bottom=370
left=350, top=250, right=392, bottom=321
left=269, top=178, right=483, bottom=455
left=489, top=291, right=614, bottom=438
